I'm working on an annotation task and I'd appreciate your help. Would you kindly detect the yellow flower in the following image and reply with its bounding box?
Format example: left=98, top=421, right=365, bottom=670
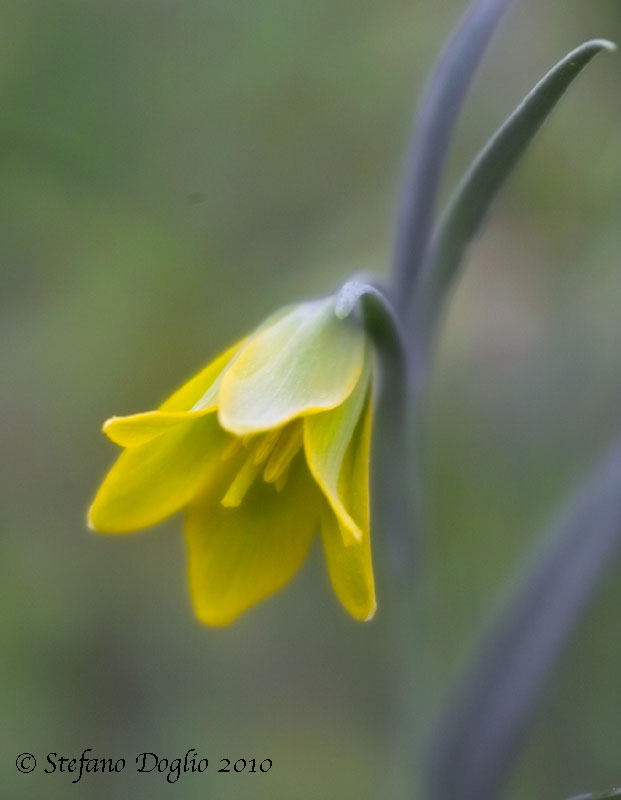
left=88, top=294, right=376, bottom=625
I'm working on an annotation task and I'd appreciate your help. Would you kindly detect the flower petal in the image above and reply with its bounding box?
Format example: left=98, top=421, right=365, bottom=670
left=185, top=456, right=319, bottom=625
left=101, top=339, right=247, bottom=448
left=89, top=414, right=231, bottom=533
left=103, top=410, right=210, bottom=447
left=318, top=390, right=376, bottom=621
left=304, top=352, right=372, bottom=545
left=218, top=297, right=366, bottom=435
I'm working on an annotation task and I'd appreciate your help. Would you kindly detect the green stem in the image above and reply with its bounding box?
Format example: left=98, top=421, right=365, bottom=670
left=367, top=312, right=433, bottom=798
left=348, top=281, right=430, bottom=797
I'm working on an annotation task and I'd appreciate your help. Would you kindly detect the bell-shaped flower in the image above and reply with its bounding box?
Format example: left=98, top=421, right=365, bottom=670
left=89, top=294, right=376, bottom=625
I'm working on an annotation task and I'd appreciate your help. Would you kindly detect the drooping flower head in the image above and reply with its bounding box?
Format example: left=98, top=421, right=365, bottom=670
left=89, top=293, right=376, bottom=625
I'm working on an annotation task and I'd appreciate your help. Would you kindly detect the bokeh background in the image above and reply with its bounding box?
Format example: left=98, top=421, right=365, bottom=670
left=2, top=1, right=621, bottom=797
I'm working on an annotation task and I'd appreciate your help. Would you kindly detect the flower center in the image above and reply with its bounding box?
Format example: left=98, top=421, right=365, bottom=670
left=220, top=421, right=303, bottom=507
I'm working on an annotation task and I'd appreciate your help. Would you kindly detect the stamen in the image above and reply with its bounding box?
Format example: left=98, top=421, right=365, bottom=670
left=274, top=466, right=290, bottom=493
left=221, top=423, right=303, bottom=506
left=252, top=428, right=282, bottom=465
left=263, top=421, right=303, bottom=484
left=221, top=453, right=261, bottom=507
left=221, top=436, right=243, bottom=461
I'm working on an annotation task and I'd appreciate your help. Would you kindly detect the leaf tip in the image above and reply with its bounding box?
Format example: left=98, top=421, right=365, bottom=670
left=590, top=37, right=617, bottom=54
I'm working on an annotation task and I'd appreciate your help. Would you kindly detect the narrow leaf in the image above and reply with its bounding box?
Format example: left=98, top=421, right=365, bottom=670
left=392, top=0, right=517, bottom=310
left=428, top=437, right=621, bottom=800
left=419, top=39, right=615, bottom=334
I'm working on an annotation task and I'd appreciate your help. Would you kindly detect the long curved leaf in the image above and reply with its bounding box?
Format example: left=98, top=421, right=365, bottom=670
left=419, top=39, right=615, bottom=334
left=428, top=436, right=621, bottom=800
left=392, top=0, right=518, bottom=310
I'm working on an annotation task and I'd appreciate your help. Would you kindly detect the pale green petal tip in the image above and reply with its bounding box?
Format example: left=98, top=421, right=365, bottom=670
left=87, top=503, right=114, bottom=534
left=86, top=503, right=114, bottom=534
left=345, top=589, right=377, bottom=623
left=102, top=416, right=118, bottom=434
left=364, top=605, right=377, bottom=622
left=102, top=416, right=129, bottom=446
left=86, top=507, right=97, bottom=531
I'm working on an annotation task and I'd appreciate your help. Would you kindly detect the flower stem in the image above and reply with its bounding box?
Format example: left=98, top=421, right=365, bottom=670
left=382, top=2, right=520, bottom=797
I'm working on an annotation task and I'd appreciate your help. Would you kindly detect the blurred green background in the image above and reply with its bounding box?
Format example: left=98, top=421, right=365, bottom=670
left=2, top=1, right=621, bottom=797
